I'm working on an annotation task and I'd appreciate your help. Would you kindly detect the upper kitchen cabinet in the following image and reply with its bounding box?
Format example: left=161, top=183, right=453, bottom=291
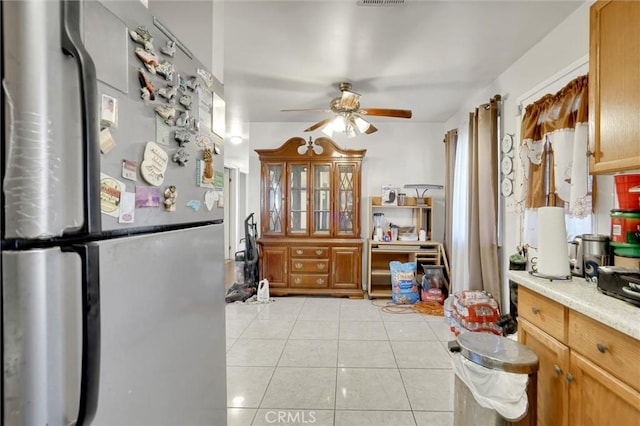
left=255, top=137, right=367, bottom=297
left=589, top=0, right=640, bottom=174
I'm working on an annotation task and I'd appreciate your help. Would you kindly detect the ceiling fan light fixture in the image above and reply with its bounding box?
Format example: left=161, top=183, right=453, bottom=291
left=353, top=116, right=371, bottom=133
left=340, top=90, right=361, bottom=110
left=320, top=121, right=335, bottom=137
left=289, top=82, right=411, bottom=137
left=345, top=124, right=358, bottom=138
left=332, top=114, right=347, bottom=132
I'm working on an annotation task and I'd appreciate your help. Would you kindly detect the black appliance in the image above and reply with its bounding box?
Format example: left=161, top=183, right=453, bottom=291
left=597, top=266, right=640, bottom=307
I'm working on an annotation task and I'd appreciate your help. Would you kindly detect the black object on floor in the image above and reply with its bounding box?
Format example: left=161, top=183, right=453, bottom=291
left=235, top=213, right=259, bottom=287
left=225, top=282, right=256, bottom=303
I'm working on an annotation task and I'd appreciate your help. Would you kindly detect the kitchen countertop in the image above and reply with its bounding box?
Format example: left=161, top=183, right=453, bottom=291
left=509, top=271, right=640, bottom=341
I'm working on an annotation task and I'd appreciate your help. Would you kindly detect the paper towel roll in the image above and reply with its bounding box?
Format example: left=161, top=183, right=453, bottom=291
left=537, top=207, right=571, bottom=278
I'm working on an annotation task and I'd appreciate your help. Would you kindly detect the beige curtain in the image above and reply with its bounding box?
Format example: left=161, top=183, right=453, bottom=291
left=468, top=97, right=501, bottom=304
left=443, top=129, right=458, bottom=260
left=519, top=75, right=590, bottom=213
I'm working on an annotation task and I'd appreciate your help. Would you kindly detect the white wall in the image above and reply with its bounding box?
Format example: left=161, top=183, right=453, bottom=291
left=150, top=0, right=214, bottom=72
left=442, top=1, right=625, bottom=308
left=445, top=0, right=589, bottom=259
left=212, top=0, right=224, bottom=83
left=246, top=121, right=446, bottom=242
left=231, top=0, right=629, bottom=297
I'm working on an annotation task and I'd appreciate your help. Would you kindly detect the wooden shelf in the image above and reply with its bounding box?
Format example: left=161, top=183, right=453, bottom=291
left=366, top=196, right=448, bottom=299
left=370, top=196, right=432, bottom=207
left=368, top=283, right=392, bottom=298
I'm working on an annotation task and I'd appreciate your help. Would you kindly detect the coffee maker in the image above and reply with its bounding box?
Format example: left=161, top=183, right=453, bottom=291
left=569, top=234, right=610, bottom=279
left=582, top=234, right=610, bottom=281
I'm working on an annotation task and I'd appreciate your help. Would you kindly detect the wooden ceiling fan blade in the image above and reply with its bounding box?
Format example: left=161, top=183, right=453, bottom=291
left=359, top=108, right=412, bottom=119
left=304, top=117, right=333, bottom=132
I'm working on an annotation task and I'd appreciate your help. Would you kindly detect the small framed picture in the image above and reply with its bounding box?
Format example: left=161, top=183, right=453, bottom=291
left=100, top=94, right=118, bottom=128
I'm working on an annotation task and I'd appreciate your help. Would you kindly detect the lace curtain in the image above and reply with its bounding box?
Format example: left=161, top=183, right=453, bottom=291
left=450, top=123, right=470, bottom=292
left=514, top=75, right=591, bottom=217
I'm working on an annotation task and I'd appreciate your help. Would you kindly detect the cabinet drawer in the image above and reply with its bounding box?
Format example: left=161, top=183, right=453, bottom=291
left=291, top=247, right=328, bottom=258
left=290, top=274, right=330, bottom=288
left=518, top=286, right=567, bottom=342
left=568, top=310, right=640, bottom=391
left=290, top=259, right=329, bottom=273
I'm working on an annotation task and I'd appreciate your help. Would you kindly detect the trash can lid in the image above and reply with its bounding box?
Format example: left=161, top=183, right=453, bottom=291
left=457, top=332, right=539, bottom=374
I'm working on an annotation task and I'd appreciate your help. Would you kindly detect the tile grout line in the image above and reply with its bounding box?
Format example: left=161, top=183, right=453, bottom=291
left=251, top=298, right=305, bottom=423
left=333, top=299, right=342, bottom=426
left=226, top=297, right=456, bottom=425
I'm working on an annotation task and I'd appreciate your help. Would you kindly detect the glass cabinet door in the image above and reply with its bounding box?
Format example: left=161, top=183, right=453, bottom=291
left=312, top=164, right=331, bottom=235
left=337, top=163, right=357, bottom=236
left=288, top=163, right=308, bottom=235
left=265, top=163, right=284, bottom=234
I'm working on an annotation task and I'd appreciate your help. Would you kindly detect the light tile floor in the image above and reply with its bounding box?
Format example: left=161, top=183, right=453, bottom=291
left=226, top=297, right=456, bottom=426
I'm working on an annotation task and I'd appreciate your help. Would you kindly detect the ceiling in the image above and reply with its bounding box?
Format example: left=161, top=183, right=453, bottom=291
left=223, top=0, right=584, bottom=137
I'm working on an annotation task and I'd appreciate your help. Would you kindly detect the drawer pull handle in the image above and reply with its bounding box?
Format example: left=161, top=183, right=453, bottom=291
left=596, top=343, right=607, bottom=353
left=566, top=373, right=574, bottom=383
left=295, top=262, right=303, bottom=269
left=296, top=249, right=303, bottom=255
left=316, top=249, right=323, bottom=255
left=531, top=307, right=539, bottom=315
left=316, top=278, right=325, bottom=284
left=553, top=365, right=562, bottom=375
left=317, top=263, right=325, bottom=269
left=294, top=277, right=302, bottom=284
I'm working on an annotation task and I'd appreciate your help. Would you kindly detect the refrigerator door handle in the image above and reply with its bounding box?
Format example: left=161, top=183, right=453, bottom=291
left=64, top=244, right=102, bottom=425
left=60, top=0, right=102, bottom=234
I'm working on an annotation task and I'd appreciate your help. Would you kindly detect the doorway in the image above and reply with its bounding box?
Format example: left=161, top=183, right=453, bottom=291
left=223, top=167, right=249, bottom=261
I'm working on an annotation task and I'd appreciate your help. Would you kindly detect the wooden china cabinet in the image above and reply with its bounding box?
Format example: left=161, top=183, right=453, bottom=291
left=256, top=136, right=366, bottom=297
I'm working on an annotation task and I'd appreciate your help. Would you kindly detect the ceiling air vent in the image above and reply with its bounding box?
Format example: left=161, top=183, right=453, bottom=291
left=358, top=0, right=406, bottom=6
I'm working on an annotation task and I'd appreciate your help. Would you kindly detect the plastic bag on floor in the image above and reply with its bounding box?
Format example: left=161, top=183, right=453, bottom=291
left=452, top=352, right=529, bottom=421
left=390, top=261, right=419, bottom=304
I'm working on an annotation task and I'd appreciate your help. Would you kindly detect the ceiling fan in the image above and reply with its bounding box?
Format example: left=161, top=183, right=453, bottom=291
left=281, top=82, right=412, bottom=138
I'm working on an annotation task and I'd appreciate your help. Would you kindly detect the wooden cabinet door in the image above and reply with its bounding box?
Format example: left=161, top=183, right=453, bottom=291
left=287, top=162, right=310, bottom=236
left=334, top=162, right=360, bottom=238
left=260, top=246, right=287, bottom=288
left=310, top=163, right=333, bottom=237
left=568, top=351, right=640, bottom=426
left=589, top=0, right=640, bottom=173
left=261, top=162, right=286, bottom=236
left=331, top=247, right=361, bottom=289
left=519, top=318, right=569, bottom=426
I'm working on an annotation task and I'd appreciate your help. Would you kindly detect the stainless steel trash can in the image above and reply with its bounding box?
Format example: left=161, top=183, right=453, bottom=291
left=452, top=332, right=539, bottom=426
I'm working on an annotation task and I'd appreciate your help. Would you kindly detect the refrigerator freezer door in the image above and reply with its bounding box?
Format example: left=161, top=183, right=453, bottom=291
left=92, top=224, right=227, bottom=425
left=3, top=248, right=83, bottom=425
left=83, top=0, right=226, bottom=231
left=2, top=0, right=88, bottom=239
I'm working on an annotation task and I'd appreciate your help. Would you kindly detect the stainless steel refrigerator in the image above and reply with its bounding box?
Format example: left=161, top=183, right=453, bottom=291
left=1, top=0, right=227, bottom=424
